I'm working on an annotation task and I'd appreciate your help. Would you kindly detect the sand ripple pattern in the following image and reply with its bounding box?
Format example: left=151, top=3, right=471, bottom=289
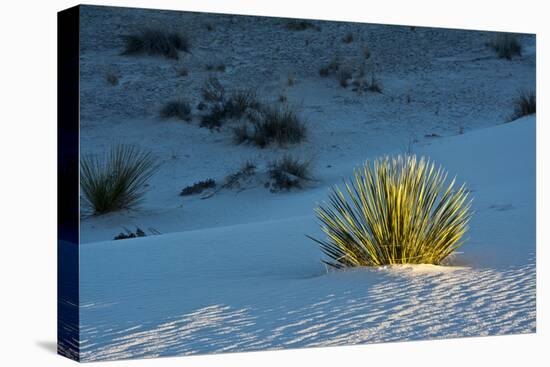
left=80, top=262, right=535, bottom=361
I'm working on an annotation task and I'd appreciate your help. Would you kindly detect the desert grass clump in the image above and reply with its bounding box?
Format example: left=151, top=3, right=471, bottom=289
left=180, top=179, right=216, bottom=196
left=80, top=145, right=158, bottom=215
left=363, top=45, right=371, bottom=60
left=319, top=58, right=341, bottom=77
left=287, top=73, right=296, bottom=87
left=509, top=90, right=536, bottom=121
left=367, top=74, right=383, bottom=93
left=114, top=227, right=147, bottom=240
left=232, top=124, right=250, bottom=144
left=205, top=63, right=226, bottom=72
left=309, top=155, right=472, bottom=268
left=222, top=161, right=257, bottom=189
left=200, top=103, right=226, bottom=129
left=235, top=105, right=307, bottom=148
left=268, top=155, right=312, bottom=191
left=201, top=76, right=225, bottom=103
left=122, top=28, right=190, bottom=59
left=201, top=88, right=260, bottom=129
left=342, top=32, right=354, bottom=44
left=285, top=20, right=317, bottom=31
left=160, top=99, right=192, bottom=121
left=178, top=66, right=189, bottom=77
left=106, top=71, right=119, bottom=86
left=337, top=66, right=353, bottom=88
left=225, top=89, right=261, bottom=119
left=489, top=33, right=522, bottom=60
left=319, top=66, right=330, bottom=77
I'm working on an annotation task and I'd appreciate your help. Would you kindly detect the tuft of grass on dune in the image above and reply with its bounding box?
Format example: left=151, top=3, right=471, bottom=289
left=233, top=105, right=307, bottom=148
left=200, top=86, right=260, bottom=129
left=268, top=155, right=313, bottom=191
left=285, top=19, right=318, bottom=31
left=122, top=28, right=190, bottom=59
left=160, top=99, right=192, bottom=121
left=509, top=90, right=535, bottom=121
left=180, top=179, right=216, bottom=196
left=489, top=33, right=522, bottom=60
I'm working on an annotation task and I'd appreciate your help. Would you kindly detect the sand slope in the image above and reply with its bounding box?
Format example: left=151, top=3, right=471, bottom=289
left=78, top=117, right=536, bottom=361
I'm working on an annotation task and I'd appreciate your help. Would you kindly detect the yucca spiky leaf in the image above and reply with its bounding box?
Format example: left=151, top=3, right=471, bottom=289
left=80, top=144, right=158, bottom=215
left=309, top=155, right=473, bottom=268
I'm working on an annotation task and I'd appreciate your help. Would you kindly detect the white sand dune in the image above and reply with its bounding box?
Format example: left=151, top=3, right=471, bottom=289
left=80, top=263, right=535, bottom=361
left=78, top=117, right=535, bottom=362
left=74, top=7, right=536, bottom=361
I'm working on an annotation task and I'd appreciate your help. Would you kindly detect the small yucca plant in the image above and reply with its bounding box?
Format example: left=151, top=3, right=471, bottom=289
left=80, top=144, right=158, bottom=215
left=309, top=155, right=472, bottom=268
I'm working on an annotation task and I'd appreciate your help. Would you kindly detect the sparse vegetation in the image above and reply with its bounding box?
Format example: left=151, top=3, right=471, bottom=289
left=489, top=33, right=522, bottom=60
left=328, top=58, right=341, bottom=72
left=287, top=73, right=296, bottom=86
left=225, top=89, right=261, bottom=118
left=201, top=76, right=225, bottom=103
left=342, top=32, right=354, bottom=44
left=234, top=105, right=307, bottom=148
left=268, top=155, right=313, bottom=191
left=180, top=179, right=216, bottom=196
left=80, top=144, right=158, bottom=215
left=356, top=63, right=366, bottom=79
left=350, top=64, right=367, bottom=94
left=320, top=53, right=382, bottom=93
left=222, top=161, right=257, bottom=189
left=200, top=103, right=226, bottom=129
left=106, top=71, right=119, bottom=86
left=509, top=90, right=536, bottom=121
left=351, top=77, right=367, bottom=94
left=285, top=20, right=317, bottom=31
left=160, top=99, right=192, bottom=121
left=308, top=155, right=472, bottom=268
left=201, top=88, right=260, bottom=129
left=114, top=227, right=146, bottom=240
left=367, top=74, right=383, bottom=93
left=337, top=66, right=353, bottom=88
left=363, top=45, right=371, bottom=60
left=205, top=63, right=226, bottom=72
left=323, top=59, right=382, bottom=94
left=319, top=58, right=340, bottom=77
left=122, top=28, right=190, bottom=59
left=232, top=124, right=250, bottom=144
left=178, top=66, right=189, bottom=77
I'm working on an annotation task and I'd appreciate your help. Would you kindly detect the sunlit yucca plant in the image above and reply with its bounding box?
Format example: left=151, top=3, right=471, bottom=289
left=80, top=144, right=158, bottom=215
left=309, top=155, right=473, bottom=268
